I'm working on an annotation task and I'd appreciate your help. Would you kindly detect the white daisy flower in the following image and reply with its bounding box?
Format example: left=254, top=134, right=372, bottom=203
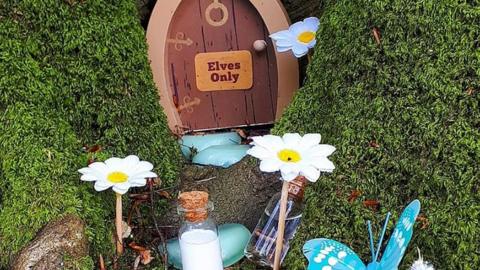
left=411, top=248, right=435, bottom=270
left=78, top=155, right=157, bottom=194
left=247, top=133, right=335, bottom=182
left=270, top=17, right=320, bottom=58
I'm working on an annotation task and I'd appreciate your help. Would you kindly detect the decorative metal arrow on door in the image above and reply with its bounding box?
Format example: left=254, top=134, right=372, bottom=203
left=177, top=96, right=201, bottom=113
left=167, top=32, right=193, bottom=51
left=205, top=0, right=229, bottom=27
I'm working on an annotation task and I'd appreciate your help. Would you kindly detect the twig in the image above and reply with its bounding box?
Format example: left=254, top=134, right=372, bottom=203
left=148, top=179, right=168, bottom=270
left=99, top=254, right=105, bottom=270
left=195, top=176, right=217, bottom=183
left=372, top=27, right=381, bottom=45
left=127, top=199, right=144, bottom=226
left=133, top=255, right=141, bottom=270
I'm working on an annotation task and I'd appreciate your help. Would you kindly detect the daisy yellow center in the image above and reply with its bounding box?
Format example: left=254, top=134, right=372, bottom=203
left=298, top=31, right=315, bottom=44
left=107, top=171, right=128, bottom=183
left=277, top=149, right=302, bottom=163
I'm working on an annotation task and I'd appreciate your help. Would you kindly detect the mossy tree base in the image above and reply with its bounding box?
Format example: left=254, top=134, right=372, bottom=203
left=274, top=0, right=479, bottom=269
left=0, top=0, right=181, bottom=267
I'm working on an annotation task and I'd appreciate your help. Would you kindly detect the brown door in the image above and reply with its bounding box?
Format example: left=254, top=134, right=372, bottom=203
left=167, top=0, right=278, bottom=132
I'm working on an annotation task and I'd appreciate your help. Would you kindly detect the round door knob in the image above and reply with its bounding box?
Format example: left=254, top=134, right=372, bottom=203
left=253, top=40, right=267, bottom=52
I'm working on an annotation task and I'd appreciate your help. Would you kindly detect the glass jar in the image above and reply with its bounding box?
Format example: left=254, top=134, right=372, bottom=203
left=244, top=177, right=306, bottom=267
left=178, top=191, right=223, bottom=270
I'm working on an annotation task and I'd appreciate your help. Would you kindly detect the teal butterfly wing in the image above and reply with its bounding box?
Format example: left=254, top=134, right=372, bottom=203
left=304, top=238, right=367, bottom=270
left=379, top=200, right=421, bottom=270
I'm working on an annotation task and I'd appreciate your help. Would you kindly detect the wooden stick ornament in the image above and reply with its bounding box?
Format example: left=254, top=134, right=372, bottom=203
left=78, top=155, right=158, bottom=256
left=246, top=133, right=336, bottom=269
left=273, top=180, right=290, bottom=270
left=115, top=193, right=124, bottom=254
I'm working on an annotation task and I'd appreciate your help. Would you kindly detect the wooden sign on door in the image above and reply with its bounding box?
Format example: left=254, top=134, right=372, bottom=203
left=195, top=50, right=253, bottom=91
left=147, top=0, right=299, bottom=133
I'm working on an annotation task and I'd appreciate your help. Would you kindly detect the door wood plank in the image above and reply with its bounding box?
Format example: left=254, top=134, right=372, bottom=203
left=199, top=0, right=250, bottom=128
left=232, top=0, right=277, bottom=124
left=168, top=0, right=218, bottom=130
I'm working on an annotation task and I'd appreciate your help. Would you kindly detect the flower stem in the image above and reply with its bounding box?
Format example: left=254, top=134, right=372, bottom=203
left=273, top=180, right=289, bottom=270
left=115, top=192, right=124, bottom=255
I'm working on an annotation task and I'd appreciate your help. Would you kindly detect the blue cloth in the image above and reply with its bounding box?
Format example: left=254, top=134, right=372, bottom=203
left=192, top=144, right=250, bottom=168
left=179, top=132, right=241, bottom=159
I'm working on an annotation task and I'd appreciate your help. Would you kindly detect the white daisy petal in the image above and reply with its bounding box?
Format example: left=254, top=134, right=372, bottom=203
left=94, top=181, right=113, bottom=192
left=275, top=39, right=293, bottom=47
left=292, top=43, right=309, bottom=57
left=303, top=17, right=320, bottom=32
left=282, top=133, right=302, bottom=148
left=307, top=38, right=317, bottom=49
left=311, top=157, right=335, bottom=172
left=112, top=183, right=131, bottom=195
left=251, top=135, right=284, bottom=151
left=247, top=146, right=274, bottom=159
left=280, top=163, right=300, bottom=174
left=78, top=167, right=93, bottom=174
left=80, top=174, right=100, bottom=181
left=130, top=171, right=157, bottom=179
left=281, top=170, right=299, bottom=182
left=88, top=162, right=109, bottom=173
left=307, top=145, right=336, bottom=157
left=79, top=163, right=108, bottom=181
left=129, top=178, right=147, bottom=187
left=132, top=161, right=154, bottom=174
left=276, top=46, right=293, bottom=53
left=299, top=134, right=321, bottom=149
left=123, top=155, right=140, bottom=163
left=289, top=21, right=308, bottom=36
left=122, top=155, right=140, bottom=171
left=104, top=157, right=123, bottom=169
left=259, top=159, right=282, bottom=172
left=270, top=30, right=294, bottom=41
left=301, top=165, right=321, bottom=182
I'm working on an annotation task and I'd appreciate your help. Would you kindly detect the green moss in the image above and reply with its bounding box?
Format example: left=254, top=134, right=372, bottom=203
left=275, top=0, right=479, bottom=269
left=64, top=255, right=95, bottom=270
left=280, top=0, right=325, bottom=22
left=0, top=104, right=113, bottom=265
left=0, top=0, right=181, bottom=184
left=0, top=0, right=181, bottom=267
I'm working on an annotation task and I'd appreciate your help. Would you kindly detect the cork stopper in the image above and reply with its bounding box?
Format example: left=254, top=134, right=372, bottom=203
left=288, top=176, right=307, bottom=201
left=178, top=191, right=210, bottom=222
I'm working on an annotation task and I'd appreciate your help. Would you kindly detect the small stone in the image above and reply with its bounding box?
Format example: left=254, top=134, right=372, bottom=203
left=11, top=214, right=89, bottom=270
left=122, top=221, right=132, bottom=239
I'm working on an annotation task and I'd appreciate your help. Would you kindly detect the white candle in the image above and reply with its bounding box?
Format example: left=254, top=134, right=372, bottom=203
left=180, top=229, right=223, bottom=270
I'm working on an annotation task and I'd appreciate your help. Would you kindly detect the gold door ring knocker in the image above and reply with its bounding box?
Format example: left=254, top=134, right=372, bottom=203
left=205, top=0, right=229, bottom=27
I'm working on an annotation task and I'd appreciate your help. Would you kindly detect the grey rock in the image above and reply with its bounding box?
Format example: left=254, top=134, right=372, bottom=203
left=11, top=214, right=89, bottom=270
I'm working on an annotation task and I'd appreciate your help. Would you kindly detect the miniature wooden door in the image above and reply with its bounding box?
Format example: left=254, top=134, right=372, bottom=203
left=147, top=0, right=299, bottom=133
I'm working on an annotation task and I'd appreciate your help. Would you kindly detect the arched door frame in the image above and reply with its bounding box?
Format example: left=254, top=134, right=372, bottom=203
left=146, top=0, right=299, bottom=133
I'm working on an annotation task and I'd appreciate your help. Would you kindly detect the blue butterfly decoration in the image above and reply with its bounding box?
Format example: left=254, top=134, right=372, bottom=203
left=303, top=200, right=421, bottom=270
